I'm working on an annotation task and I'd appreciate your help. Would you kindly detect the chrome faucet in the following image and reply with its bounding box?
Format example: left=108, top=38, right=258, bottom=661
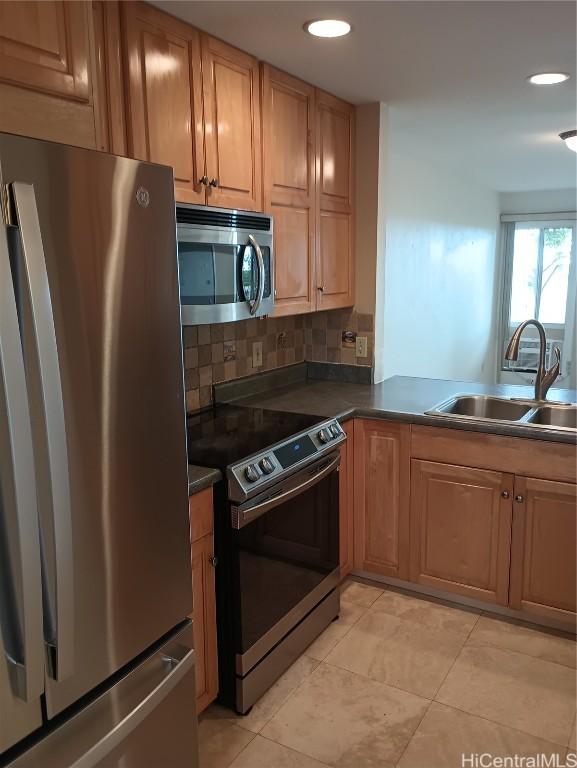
left=505, top=319, right=561, bottom=401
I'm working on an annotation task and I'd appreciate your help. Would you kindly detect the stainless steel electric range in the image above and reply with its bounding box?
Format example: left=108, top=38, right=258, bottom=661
left=186, top=405, right=345, bottom=714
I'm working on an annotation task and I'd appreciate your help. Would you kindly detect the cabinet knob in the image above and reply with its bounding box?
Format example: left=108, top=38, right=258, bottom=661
left=515, top=495, right=524, bottom=503
left=198, top=175, right=209, bottom=186
left=501, top=490, right=510, bottom=499
left=209, top=555, right=218, bottom=567
left=318, top=285, right=326, bottom=292
left=209, top=178, right=219, bottom=187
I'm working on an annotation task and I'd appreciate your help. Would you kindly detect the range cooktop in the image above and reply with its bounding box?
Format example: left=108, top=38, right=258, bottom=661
left=186, top=405, right=324, bottom=469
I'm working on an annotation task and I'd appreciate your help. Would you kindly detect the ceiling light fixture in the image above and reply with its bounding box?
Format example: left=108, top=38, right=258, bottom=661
left=304, top=19, right=351, bottom=38
left=527, top=72, right=570, bottom=85
left=559, top=130, right=577, bottom=152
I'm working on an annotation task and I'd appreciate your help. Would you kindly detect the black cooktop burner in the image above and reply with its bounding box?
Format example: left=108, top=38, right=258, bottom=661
left=186, top=405, right=323, bottom=469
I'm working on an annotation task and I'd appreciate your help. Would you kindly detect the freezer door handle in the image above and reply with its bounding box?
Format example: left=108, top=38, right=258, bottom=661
left=0, top=201, right=44, bottom=702
left=10, top=182, right=74, bottom=681
left=72, top=647, right=195, bottom=768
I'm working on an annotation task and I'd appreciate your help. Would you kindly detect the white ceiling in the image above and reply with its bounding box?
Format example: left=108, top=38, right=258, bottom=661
left=154, top=1, right=577, bottom=192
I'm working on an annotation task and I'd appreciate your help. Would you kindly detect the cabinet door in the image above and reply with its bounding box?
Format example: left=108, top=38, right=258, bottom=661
left=0, top=1, right=91, bottom=101
left=315, top=90, right=355, bottom=310
left=509, top=477, right=576, bottom=625
left=122, top=2, right=205, bottom=204
left=191, top=533, right=218, bottom=714
left=202, top=35, right=262, bottom=211
left=0, top=1, right=99, bottom=148
left=339, top=421, right=355, bottom=578
left=262, top=64, right=316, bottom=315
left=353, top=420, right=410, bottom=579
left=410, top=460, right=513, bottom=605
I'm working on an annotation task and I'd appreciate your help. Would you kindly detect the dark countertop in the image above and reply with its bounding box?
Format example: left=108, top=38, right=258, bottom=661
left=188, top=465, right=221, bottom=496
left=232, top=375, right=577, bottom=445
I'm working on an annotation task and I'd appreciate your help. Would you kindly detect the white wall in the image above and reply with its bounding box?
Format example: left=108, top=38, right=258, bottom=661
left=379, top=109, right=500, bottom=383
left=500, top=188, right=577, bottom=215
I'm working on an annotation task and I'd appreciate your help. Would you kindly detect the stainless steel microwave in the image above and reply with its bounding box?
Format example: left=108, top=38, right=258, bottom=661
left=177, top=204, right=274, bottom=325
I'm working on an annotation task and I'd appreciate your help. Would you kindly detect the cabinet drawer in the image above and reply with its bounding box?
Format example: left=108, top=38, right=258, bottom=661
left=189, top=487, right=214, bottom=543
left=411, top=425, right=576, bottom=483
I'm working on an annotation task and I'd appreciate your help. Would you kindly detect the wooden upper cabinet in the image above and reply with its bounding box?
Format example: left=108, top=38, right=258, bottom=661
left=353, top=420, right=411, bottom=580
left=410, top=460, right=513, bottom=605
left=201, top=35, right=261, bottom=211
left=0, top=1, right=90, bottom=101
left=0, top=1, right=100, bottom=148
left=262, top=64, right=316, bottom=315
left=509, top=477, right=576, bottom=626
left=122, top=2, right=205, bottom=204
left=316, top=90, right=355, bottom=310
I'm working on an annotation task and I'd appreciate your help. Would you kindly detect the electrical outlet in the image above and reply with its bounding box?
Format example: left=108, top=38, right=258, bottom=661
left=356, top=336, right=368, bottom=358
left=252, top=341, right=263, bottom=368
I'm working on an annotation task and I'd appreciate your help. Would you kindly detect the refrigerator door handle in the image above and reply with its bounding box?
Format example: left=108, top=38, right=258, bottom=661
left=71, top=648, right=195, bottom=768
left=0, top=208, right=44, bottom=702
left=10, top=182, right=74, bottom=682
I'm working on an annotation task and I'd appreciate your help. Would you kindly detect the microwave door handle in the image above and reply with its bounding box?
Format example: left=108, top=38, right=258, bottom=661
left=232, top=454, right=340, bottom=529
left=10, top=182, right=74, bottom=682
left=0, top=213, right=44, bottom=702
left=247, top=235, right=264, bottom=316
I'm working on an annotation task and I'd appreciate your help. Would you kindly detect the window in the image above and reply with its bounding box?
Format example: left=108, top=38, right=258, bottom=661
left=500, top=218, right=576, bottom=382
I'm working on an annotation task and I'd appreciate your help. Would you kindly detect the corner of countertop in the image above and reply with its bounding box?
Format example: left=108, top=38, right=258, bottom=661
left=188, top=465, right=222, bottom=496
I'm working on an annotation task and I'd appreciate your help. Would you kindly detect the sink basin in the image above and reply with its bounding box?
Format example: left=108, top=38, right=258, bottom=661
left=427, top=395, right=534, bottom=422
left=526, top=405, right=577, bottom=430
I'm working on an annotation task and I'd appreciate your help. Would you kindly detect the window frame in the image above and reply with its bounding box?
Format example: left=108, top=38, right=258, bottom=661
left=499, top=216, right=577, bottom=381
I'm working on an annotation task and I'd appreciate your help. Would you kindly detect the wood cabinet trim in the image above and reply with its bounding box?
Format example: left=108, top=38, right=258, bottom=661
left=92, top=0, right=127, bottom=154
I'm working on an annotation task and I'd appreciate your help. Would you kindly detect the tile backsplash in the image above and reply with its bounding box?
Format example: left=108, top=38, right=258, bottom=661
left=183, top=308, right=374, bottom=413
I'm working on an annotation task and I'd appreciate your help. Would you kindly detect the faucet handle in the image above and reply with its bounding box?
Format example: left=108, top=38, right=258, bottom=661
left=544, top=345, right=561, bottom=383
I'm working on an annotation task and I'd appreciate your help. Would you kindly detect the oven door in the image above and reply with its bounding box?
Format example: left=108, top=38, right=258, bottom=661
left=178, top=226, right=273, bottom=325
left=230, top=453, right=340, bottom=675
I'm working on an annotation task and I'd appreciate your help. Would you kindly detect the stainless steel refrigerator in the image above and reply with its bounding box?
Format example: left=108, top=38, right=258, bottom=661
left=0, top=133, right=198, bottom=767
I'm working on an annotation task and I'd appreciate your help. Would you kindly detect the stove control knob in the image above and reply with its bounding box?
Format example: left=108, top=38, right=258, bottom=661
left=329, top=423, right=341, bottom=438
left=259, top=457, right=275, bottom=475
left=244, top=464, right=260, bottom=483
left=318, top=428, right=331, bottom=444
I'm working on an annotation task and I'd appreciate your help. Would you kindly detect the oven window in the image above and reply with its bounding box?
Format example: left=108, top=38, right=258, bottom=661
left=178, top=242, right=271, bottom=306
left=236, top=469, right=339, bottom=654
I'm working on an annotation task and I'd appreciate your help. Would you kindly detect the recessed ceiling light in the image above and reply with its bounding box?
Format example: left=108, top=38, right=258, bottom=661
left=304, top=19, right=351, bottom=38
left=527, top=72, right=570, bottom=85
left=559, top=130, right=577, bottom=152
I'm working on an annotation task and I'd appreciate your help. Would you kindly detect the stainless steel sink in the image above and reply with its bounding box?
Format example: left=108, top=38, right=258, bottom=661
left=427, top=395, right=533, bottom=422
left=426, top=394, right=577, bottom=432
left=526, top=405, right=577, bottom=430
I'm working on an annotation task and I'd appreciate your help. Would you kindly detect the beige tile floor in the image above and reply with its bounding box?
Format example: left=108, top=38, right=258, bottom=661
left=199, top=579, right=577, bottom=768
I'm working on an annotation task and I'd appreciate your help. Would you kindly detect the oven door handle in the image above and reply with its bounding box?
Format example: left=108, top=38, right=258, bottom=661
left=248, top=234, right=265, bottom=316
left=232, top=454, right=340, bottom=529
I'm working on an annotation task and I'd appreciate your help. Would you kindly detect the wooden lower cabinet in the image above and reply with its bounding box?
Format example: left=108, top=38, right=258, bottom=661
left=509, top=477, right=576, bottom=625
left=353, top=420, right=410, bottom=579
left=410, top=460, right=513, bottom=605
left=339, top=421, right=355, bottom=578
left=189, top=488, right=218, bottom=715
